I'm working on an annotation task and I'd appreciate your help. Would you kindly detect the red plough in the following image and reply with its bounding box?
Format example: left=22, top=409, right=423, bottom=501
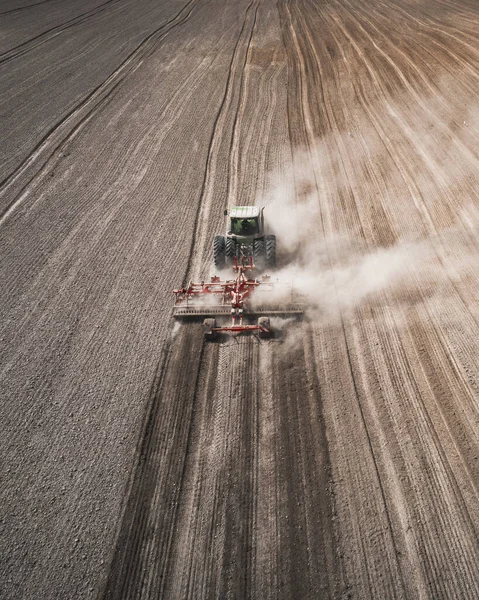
left=173, top=256, right=303, bottom=339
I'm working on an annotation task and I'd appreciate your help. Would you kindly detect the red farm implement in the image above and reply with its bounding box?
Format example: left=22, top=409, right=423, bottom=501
left=173, top=256, right=303, bottom=339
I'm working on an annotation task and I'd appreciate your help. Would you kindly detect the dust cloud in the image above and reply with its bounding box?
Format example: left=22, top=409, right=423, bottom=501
left=258, top=82, right=479, bottom=328
left=260, top=155, right=430, bottom=322
left=171, top=320, right=182, bottom=339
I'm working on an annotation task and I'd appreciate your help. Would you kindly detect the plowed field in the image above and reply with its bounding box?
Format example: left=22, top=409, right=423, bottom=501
left=1, top=0, right=478, bottom=598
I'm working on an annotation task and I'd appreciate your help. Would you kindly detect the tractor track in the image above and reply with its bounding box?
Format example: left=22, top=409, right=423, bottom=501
left=0, top=0, right=200, bottom=197
left=0, top=0, right=58, bottom=15
left=0, top=0, right=202, bottom=220
left=102, top=4, right=262, bottom=595
left=1, top=0, right=479, bottom=598
left=0, top=0, right=123, bottom=62
left=102, top=326, right=207, bottom=599
left=184, top=0, right=259, bottom=282
left=280, top=7, right=406, bottom=594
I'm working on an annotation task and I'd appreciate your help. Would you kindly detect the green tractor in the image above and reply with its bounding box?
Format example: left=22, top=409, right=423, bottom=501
left=213, top=206, right=276, bottom=271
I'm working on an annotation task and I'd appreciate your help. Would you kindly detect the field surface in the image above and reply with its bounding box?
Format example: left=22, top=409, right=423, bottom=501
left=1, top=0, right=478, bottom=598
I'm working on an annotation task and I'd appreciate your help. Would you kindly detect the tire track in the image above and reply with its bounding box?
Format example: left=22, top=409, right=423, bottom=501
left=101, top=326, right=206, bottom=599
left=271, top=326, right=340, bottom=598
left=280, top=3, right=405, bottom=596
left=101, top=3, right=260, bottom=596
left=186, top=0, right=259, bottom=281
left=2, top=0, right=479, bottom=597
left=0, top=0, right=200, bottom=224
left=0, top=0, right=123, bottom=63
left=0, top=0, right=54, bottom=16
left=280, top=0, right=479, bottom=596
left=228, top=0, right=289, bottom=205
left=160, top=339, right=259, bottom=599
left=225, top=5, right=258, bottom=208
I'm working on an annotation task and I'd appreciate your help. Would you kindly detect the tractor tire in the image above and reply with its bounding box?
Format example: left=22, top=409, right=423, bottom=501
left=203, top=318, right=217, bottom=340
left=265, top=234, right=276, bottom=269
left=213, top=236, right=225, bottom=270
left=253, top=238, right=266, bottom=271
left=225, top=237, right=236, bottom=267
left=258, top=316, right=271, bottom=339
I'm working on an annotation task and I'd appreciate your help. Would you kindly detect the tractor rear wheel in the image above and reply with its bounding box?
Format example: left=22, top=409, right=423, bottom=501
left=225, top=237, right=236, bottom=267
left=258, top=316, right=271, bottom=339
left=203, top=318, right=217, bottom=340
left=213, top=236, right=225, bottom=270
left=253, top=238, right=266, bottom=271
left=265, top=235, right=276, bottom=269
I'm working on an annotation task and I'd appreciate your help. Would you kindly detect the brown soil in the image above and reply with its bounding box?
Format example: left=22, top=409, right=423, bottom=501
left=0, top=0, right=478, bottom=598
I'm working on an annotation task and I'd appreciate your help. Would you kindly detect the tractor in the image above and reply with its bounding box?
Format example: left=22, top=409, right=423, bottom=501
left=173, top=206, right=302, bottom=339
left=213, top=206, right=276, bottom=271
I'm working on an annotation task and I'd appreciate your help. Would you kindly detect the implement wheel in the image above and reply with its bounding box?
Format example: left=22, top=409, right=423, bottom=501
left=203, top=318, right=217, bottom=340
left=258, top=316, right=271, bottom=339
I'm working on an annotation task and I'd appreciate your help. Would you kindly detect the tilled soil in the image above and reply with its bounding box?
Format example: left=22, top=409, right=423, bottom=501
left=0, top=0, right=478, bottom=598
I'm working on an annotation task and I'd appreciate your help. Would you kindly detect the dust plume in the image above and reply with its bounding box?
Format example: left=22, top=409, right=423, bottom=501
left=171, top=320, right=182, bottom=339
left=259, top=157, right=430, bottom=322
left=256, top=80, right=479, bottom=327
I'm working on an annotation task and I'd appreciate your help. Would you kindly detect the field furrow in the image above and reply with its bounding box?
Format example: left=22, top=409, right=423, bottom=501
left=0, top=0, right=478, bottom=598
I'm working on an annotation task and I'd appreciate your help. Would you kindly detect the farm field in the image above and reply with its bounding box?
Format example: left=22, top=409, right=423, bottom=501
left=0, top=0, right=478, bottom=598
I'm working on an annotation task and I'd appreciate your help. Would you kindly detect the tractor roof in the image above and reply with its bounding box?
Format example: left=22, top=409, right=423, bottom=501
left=229, top=206, right=260, bottom=219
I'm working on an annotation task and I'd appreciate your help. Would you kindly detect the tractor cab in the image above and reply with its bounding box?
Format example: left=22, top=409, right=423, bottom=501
left=230, top=217, right=259, bottom=236
left=226, top=206, right=262, bottom=238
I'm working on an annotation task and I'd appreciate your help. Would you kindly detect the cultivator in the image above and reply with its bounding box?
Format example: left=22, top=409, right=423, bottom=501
left=173, top=255, right=303, bottom=339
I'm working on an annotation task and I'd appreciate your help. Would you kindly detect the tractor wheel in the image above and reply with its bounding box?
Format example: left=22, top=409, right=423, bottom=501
left=213, top=236, right=225, bottom=270
left=258, top=316, right=271, bottom=339
left=203, top=318, right=217, bottom=340
left=265, top=235, right=276, bottom=269
left=225, top=237, right=236, bottom=267
left=253, top=238, right=266, bottom=271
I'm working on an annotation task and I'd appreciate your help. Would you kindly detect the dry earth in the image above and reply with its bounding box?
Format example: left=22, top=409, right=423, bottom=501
left=0, top=0, right=478, bottom=598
